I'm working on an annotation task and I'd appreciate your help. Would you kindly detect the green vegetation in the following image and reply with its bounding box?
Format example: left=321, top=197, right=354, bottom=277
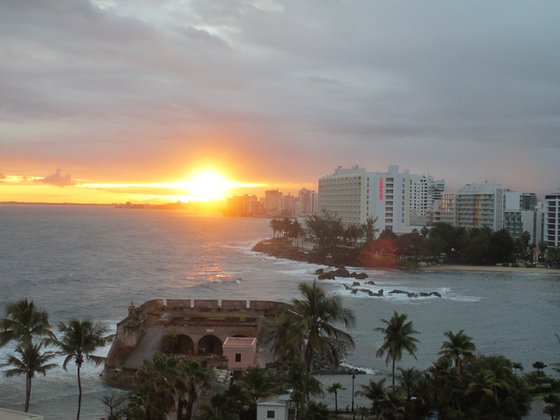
left=0, top=299, right=56, bottom=412
left=49, top=319, right=112, bottom=420
left=264, top=215, right=552, bottom=267
left=2, top=296, right=558, bottom=419
left=375, top=311, right=419, bottom=389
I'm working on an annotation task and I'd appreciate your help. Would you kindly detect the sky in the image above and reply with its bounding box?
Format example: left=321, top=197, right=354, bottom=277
left=1, top=0, right=559, bottom=203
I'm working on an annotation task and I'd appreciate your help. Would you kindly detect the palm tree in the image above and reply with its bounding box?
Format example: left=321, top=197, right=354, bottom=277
left=50, top=319, right=111, bottom=420
left=397, top=367, right=422, bottom=403
left=2, top=342, right=56, bottom=412
left=292, top=281, right=356, bottom=378
left=375, top=311, right=419, bottom=389
left=356, top=378, right=387, bottom=417
left=181, top=360, right=211, bottom=420
left=512, top=362, right=524, bottom=373
left=238, top=366, right=279, bottom=404
left=0, top=299, right=53, bottom=346
left=327, top=382, right=345, bottom=413
left=438, top=330, right=476, bottom=375
left=134, top=353, right=179, bottom=419
left=533, top=360, right=547, bottom=378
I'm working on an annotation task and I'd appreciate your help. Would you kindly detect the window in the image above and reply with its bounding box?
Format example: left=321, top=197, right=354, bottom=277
left=235, top=353, right=241, bottom=362
left=267, top=410, right=275, bottom=418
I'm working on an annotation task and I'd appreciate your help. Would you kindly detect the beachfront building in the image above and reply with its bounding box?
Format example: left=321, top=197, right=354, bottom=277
left=317, top=165, right=444, bottom=233
left=504, top=191, right=540, bottom=242
left=441, top=183, right=505, bottom=231
left=543, top=193, right=560, bottom=248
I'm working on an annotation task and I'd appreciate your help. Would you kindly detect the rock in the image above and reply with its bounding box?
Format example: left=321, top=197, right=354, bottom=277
left=334, top=267, right=351, bottom=278
left=378, top=289, right=384, bottom=296
left=350, top=272, right=357, bottom=278
left=318, top=271, right=335, bottom=280
left=352, top=281, right=360, bottom=287
left=315, top=268, right=324, bottom=275
left=365, top=280, right=376, bottom=285
left=351, top=289, right=358, bottom=294
left=419, top=292, right=429, bottom=297
left=343, top=283, right=353, bottom=290
left=355, top=272, right=369, bottom=279
left=389, top=289, right=407, bottom=295
left=407, top=292, right=418, bottom=298
left=430, top=291, right=442, bottom=298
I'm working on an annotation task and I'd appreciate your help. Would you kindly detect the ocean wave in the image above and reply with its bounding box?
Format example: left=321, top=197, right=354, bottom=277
left=340, top=362, right=378, bottom=375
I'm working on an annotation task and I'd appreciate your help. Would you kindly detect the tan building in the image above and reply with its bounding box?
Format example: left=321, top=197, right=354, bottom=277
left=223, top=337, right=257, bottom=370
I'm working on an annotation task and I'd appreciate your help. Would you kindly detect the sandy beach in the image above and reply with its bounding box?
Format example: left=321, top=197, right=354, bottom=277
left=422, top=264, right=560, bottom=275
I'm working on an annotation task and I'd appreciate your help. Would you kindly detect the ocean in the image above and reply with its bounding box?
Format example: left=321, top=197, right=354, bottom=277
left=0, top=204, right=558, bottom=418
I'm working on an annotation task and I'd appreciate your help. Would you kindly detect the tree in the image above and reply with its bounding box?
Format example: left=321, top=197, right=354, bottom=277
left=2, top=342, right=56, bottom=412
left=181, top=360, right=211, bottom=420
left=50, top=319, right=112, bottom=420
left=375, top=312, right=419, bottom=389
left=268, top=281, right=355, bottom=405
left=533, top=360, right=547, bottom=378
left=438, top=330, right=476, bottom=375
left=327, top=382, right=345, bottom=413
left=489, top=229, right=515, bottom=264
left=0, top=299, right=53, bottom=347
left=237, top=366, right=279, bottom=404
left=305, top=210, right=344, bottom=256
left=355, top=378, right=387, bottom=417
left=344, top=224, right=365, bottom=247
left=101, top=392, right=128, bottom=420
left=133, top=352, right=180, bottom=419
left=398, top=367, right=423, bottom=403
left=292, top=281, right=355, bottom=380
left=363, top=216, right=379, bottom=242
left=543, top=394, right=560, bottom=420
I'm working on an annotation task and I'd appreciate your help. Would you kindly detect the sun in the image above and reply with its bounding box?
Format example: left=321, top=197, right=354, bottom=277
left=183, top=168, right=231, bottom=201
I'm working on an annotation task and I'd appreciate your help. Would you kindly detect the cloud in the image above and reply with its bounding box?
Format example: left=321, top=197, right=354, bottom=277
left=37, top=169, right=74, bottom=187
left=0, top=0, right=559, bottom=193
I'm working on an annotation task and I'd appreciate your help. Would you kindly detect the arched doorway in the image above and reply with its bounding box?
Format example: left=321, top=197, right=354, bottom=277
left=175, top=334, right=194, bottom=354
left=160, top=334, right=194, bottom=355
left=198, top=335, right=223, bottom=355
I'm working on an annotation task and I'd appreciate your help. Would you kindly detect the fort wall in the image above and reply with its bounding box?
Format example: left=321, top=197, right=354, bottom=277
left=103, top=299, right=289, bottom=387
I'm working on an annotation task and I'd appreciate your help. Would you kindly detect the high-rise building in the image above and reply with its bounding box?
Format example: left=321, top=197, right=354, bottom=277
left=504, top=191, right=539, bottom=242
left=317, top=165, right=443, bottom=233
left=543, top=193, right=560, bottom=248
left=452, top=183, right=505, bottom=230
left=296, top=188, right=318, bottom=217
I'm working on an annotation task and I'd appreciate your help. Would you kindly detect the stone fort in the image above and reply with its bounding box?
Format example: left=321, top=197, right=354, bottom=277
left=103, top=299, right=290, bottom=386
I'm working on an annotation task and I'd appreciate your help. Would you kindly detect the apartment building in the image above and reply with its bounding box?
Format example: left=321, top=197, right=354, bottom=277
left=504, top=191, right=539, bottom=242
left=543, top=193, right=560, bottom=248
left=449, top=183, right=505, bottom=230
left=317, top=165, right=443, bottom=233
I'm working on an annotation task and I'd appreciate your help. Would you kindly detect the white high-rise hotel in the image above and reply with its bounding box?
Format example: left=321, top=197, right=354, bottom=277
left=318, top=165, right=444, bottom=233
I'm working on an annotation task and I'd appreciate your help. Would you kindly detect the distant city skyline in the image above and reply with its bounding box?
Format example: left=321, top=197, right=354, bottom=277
left=1, top=1, right=559, bottom=203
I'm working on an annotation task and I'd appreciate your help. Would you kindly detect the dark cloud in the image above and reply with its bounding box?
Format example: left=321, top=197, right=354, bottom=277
left=37, top=169, right=74, bottom=187
left=0, top=0, right=559, bottom=192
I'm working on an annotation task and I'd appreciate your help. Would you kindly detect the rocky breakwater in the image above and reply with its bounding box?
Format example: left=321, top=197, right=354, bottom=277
left=315, top=266, right=443, bottom=299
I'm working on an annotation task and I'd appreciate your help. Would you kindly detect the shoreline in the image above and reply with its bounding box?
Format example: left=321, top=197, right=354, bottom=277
left=421, top=264, right=560, bottom=275
left=252, top=239, right=560, bottom=276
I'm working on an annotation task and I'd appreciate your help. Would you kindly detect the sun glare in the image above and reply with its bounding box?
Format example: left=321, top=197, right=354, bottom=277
left=183, top=168, right=231, bottom=201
